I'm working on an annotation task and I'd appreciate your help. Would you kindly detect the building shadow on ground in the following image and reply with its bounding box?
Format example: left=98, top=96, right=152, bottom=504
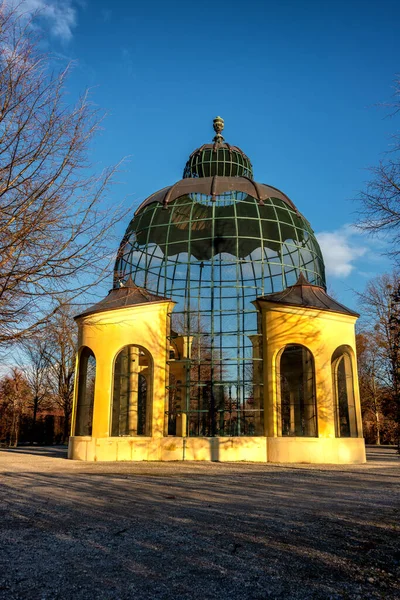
left=0, top=445, right=68, bottom=458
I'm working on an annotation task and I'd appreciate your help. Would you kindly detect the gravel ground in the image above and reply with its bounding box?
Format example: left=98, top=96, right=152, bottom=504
left=0, top=447, right=399, bottom=600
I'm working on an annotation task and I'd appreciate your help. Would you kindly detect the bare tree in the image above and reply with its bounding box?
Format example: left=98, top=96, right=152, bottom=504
left=18, top=336, right=52, bottom=442
left=0, top=2, right=126, bottom=344
left=43, top=304, right=76, bottom=443
left=357, top=331, right=384, bottom=445
left=357, top=77, right=400, bottom=261
left=359, top=273, right=400, bottom=387
left=358, top=271, right=400, bottom=446
left=0, top=367, right=31, bottom=446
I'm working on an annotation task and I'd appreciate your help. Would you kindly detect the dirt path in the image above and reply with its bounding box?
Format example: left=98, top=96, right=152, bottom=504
left=0, top=447, right=399, bottom=599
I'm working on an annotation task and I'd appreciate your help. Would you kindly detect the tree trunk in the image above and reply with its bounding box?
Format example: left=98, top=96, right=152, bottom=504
left=63, top=406, right=71, bottom=444
left=14, top=418, right=20, bottom=448
left=375, top=409, right=381, bottom=446
left=31, top=398, right=38, bottom=445
left=372, top=383, right=381, bottom=446
left=9, top=402, right=16, bottom=447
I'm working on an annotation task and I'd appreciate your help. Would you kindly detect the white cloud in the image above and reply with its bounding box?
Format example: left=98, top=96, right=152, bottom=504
left=9, top=0, right=78, bottom=41
left=316, top=224, right=368, bottom=278
left=101, top=8, right=111, bottom=22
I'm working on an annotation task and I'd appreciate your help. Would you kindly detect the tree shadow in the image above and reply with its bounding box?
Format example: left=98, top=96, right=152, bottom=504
left=365, top=447, right=400, bottom=462
left=0, top=462, right=399, bottom=600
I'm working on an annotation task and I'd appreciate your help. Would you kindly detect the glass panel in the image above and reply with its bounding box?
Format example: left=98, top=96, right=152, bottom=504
left=332, top=348, right=358, bottom=438
left=279, top=345, right=317, bottom=437
left=111, top=345, right=151, bottom=436
left=75, top=347, right=96, bottom=436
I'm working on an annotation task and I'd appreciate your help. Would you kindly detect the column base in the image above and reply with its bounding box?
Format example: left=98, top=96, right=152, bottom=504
left=267, top=436, right=366, bottom=464
left=68, top=435, right=366, bottom=463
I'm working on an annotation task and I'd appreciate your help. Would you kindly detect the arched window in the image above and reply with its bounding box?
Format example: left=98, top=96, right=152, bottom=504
left=332, top=346, right=358, bottom=437
left=75, top=347, right=96, bottom=436
left=279, top=344, right=317, bottom=437
left=111, top=345, right=152, bottom=436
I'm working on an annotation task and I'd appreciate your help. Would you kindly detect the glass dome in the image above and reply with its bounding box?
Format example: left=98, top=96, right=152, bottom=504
left=114, top=119, right=326, bottom=438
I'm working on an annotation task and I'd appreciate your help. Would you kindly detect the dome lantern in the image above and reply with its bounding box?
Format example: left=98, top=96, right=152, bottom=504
left=212, top=115, right=225, bottom=143
left=183, top=116, right=254, bottom=179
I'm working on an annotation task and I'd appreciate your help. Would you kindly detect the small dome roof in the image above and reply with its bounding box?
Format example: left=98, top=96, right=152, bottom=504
left=257, top=273, right=359, bottom=317
left=183, top=116, right=253, bottom=179
left=75, top=277, right=171, bottom=319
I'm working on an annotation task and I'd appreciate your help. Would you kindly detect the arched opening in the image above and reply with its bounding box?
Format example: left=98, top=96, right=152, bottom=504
left=332, top=346, right=358, bottom=437
left=75, top=347, right=96, bottom=436
left=111, top=345, right=152, bottom=436
left=278, top=344, right=317, bottom=437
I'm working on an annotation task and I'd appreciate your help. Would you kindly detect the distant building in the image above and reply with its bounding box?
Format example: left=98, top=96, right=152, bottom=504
left=69, top=118, right=365, bottom=463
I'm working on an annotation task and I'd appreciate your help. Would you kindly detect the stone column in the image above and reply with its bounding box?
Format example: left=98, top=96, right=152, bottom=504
left=128, top=345, right=139, bottom=435
left=303, top=351, right=316, bottom=436
left=290, top=390, right=296, bottom=435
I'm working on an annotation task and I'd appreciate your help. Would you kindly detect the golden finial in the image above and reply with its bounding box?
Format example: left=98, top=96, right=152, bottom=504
left=213, top=116, right=225, bottom=143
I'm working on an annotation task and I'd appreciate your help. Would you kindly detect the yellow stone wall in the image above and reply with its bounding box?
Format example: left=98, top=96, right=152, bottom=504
left=68, top=298, right=366, bottom=464
left=68, top=436, right=267, bottom=462
left=70, top=300, right=174, bottom=444
left=255, top=300, right=366, bottom=464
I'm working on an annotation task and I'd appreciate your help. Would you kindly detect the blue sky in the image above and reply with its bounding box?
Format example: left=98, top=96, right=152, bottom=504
left=19, top=0, right=400, bottom=309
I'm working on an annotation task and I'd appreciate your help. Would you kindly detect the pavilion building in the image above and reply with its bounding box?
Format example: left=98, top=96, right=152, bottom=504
left=68, top=118, right=365, bottom=463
